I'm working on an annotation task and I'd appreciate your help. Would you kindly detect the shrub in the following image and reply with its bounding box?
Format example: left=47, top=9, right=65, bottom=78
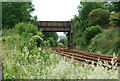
left=14, top=22, right=44, bottom=55
left=43, top=40, right=50, bottom=47
left=15, top=22, right=38, bottom=37
left=89, top=28, right=120, bottom=56
left=82, top=25, right=102, bottom=44
left=2, top=28, right=17, bottom=37
left=58, top=43, right=64, bottom=47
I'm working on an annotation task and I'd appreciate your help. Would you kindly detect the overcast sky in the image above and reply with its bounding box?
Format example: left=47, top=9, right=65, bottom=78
left=32, top=0, right=80, bottom=38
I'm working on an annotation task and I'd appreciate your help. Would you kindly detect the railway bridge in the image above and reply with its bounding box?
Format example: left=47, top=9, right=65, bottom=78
left=38, top=21, right=73, bottom=49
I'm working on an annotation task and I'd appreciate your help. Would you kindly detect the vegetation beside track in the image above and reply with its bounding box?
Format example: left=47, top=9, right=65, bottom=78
left=2, top=44, right=119, bottom=79
left=72, top=2, right=120, bottom=56
left=1, top=29, right=119, bottom=79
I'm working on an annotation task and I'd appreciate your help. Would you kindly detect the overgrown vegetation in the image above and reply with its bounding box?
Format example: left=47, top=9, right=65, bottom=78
left=89, top=28, right=120, bottom=56
left=72, top=2, right=120, bottom=56
left=82, top=25, right=102, bottom=44
left=2, top=1, right=120, bottom=79
left=2, top=38, right=119, bottom=79
left=2, top=22, right=119, bottom=79
left=59, top=39, right=68, bottom=47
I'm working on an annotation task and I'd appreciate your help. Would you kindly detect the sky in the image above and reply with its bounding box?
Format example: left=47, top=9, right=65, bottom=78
left=32, top=0, right=80, bottom=38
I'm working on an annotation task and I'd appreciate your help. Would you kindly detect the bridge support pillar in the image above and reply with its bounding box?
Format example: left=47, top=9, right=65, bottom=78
left=68, top=26, right=73, bottom=49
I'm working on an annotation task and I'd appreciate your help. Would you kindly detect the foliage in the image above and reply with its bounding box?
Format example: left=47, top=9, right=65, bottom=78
left=88, top=8, right=110, bottom=28
left=13, top=23, right=44, bottom=57
left=111, top=2, right=120, bottom=13
left=72, top=2, right=119, bottom=52
left=72, top=2, right=120, bottom=49
left=58, top=42, right=64, bottom=47
left=2, top=1, right=120, bottom=79
left=2, top=23, right=119, bottom=79
left=2, top=34, right=22, bottom=50
left=15, top=22, right=38, bottom=37
left=43, top=32, right=58, bottom=47
left=82, top=25, right=102, bottom=44
left=78, top=2, right=104, bottom=21
left=2, top=2, right=37, bottom=29
left=59, top=39, right=68, bottom=47
left=48, top=37, right=57, bottom=47
left=75, top=37, right=85, bottom=50
left=110, top=12, right=120, bottom=27
left=89, top=28, right=120, bottom=56
left=45, top=59, right=118, bottom=79
left=43, top=32, right=58, bottom=41
left=2, top=28, right=17, bottom=37
left=2, top=46, right=118, bottom=79
left=95, top=2, right=120, bottom=13
left=42, top=40, right=51, bottom=47
left=72, top=2, right=104, bottom=45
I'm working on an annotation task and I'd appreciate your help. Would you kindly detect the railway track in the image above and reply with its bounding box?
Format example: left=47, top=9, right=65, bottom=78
left=44, top=47, right=120, bottom=67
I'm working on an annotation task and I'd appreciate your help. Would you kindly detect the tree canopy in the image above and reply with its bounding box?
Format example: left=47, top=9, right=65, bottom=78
left=88, top=8, right=110, bottom=28
left=71, top=1, right=120, bottom=53
left=2, top=2, right=36, bottom=29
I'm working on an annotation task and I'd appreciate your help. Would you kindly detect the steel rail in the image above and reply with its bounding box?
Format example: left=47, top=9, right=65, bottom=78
left=50, top=47, right=120, bottom=66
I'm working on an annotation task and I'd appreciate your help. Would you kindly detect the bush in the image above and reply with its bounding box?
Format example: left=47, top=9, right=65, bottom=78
left=82, top=25, right=102, bottom=44
left=89, top=28, right=120, bottom=56
left=43, top=40, right=50, bottom=47
left=14, top=22, right=44, bottom=54
left=2, top=28, right=17, bottom=37
left=58, top=43, right=64, bottom=47
left=15, top=22, right=38, bottom=37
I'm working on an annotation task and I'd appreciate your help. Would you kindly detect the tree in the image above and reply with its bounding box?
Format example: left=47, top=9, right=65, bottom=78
left=100, top=2, right=120, bottom=13
left=77, top=2, right=104, bottom=21
left=88, top=8, right=110, bottom=28
left=112, top=2, right=120, bottom=13
left=2, top=2, right=36, bottom=29
left=72, top=2, right=104, bottom=45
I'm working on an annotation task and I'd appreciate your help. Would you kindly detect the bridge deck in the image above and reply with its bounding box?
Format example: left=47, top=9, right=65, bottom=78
left=38, top=21, right=72, bottom=32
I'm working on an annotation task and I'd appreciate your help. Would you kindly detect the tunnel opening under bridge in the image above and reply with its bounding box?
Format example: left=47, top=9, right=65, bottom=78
left=37, top=21, right=74, bottom=49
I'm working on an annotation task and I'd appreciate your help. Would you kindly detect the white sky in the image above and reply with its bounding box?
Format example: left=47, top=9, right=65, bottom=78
left=32, top=0, right=80, bottom=37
